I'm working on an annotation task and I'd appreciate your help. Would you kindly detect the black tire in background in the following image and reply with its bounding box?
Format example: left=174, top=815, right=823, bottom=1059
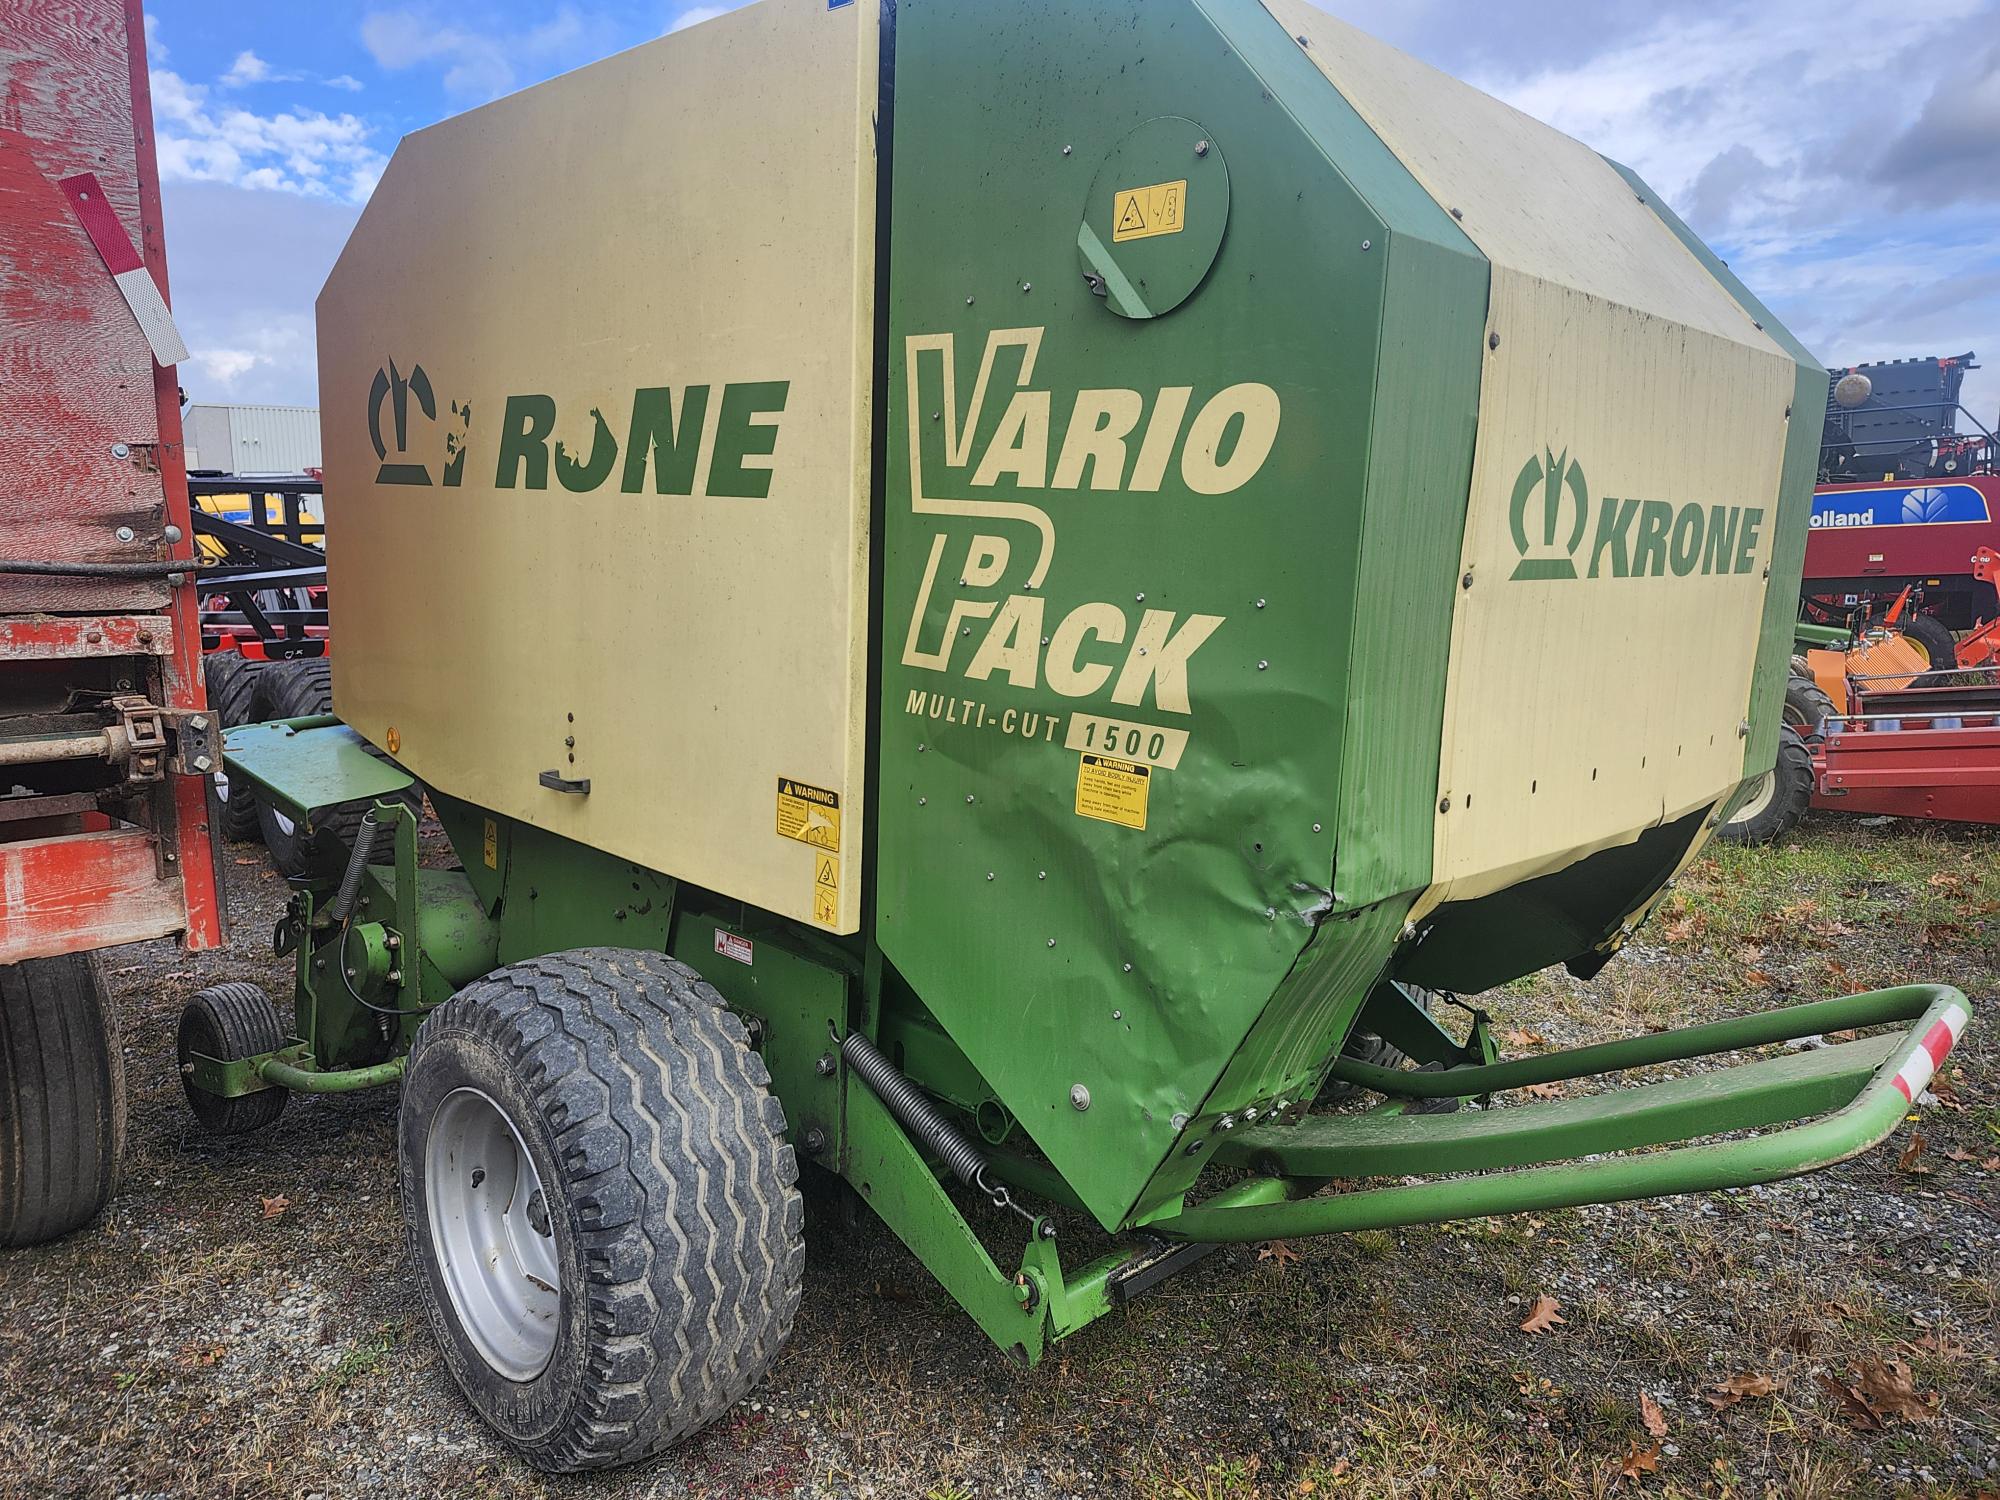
left=398, top=949, right=803, bottom=1473
left=1901, top=613, right=1959, bottom=673
left=1719, top=724, right=1813, bottom=846
left=1782, top=674, right=1839, bottom=742
left=254, top=657, right=364, bottom=876
left=177, top=982, right=289, bottom=1135
left=202, top=651, right=267, bottom=842
left=0, top=952, right=126, bottom=1247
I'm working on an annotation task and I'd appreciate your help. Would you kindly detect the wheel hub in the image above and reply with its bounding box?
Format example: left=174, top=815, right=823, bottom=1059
left=425, top=1087, right=561, bottom=1382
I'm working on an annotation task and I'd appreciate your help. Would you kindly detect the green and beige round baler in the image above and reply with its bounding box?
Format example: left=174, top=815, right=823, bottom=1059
left=208, top=0, right=1968, bottom=1471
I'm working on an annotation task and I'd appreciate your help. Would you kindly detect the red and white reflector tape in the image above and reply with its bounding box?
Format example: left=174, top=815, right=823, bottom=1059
left=1891, top=1001, right=1970, bottom=1102
left=57, top=172, right=190, bottom=368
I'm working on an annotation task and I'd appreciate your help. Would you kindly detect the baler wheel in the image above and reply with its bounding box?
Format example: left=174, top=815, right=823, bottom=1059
left=202, top=651, right=268, bottom=842
left=1900, top=613, right=1959, bottom=673
left=398, top=948, right=803, bottom=1472
left=1719, top=725, right=1812, bottom=846
left=1782, top=676, right=1839, bottom=742
left=177, top=983, right=289, bottom=1135
left=0, top=952, right=125, bottom=1246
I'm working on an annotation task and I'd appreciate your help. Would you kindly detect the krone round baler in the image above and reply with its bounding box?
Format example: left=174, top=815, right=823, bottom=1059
left=204, top=0, right=1969, bottom=1471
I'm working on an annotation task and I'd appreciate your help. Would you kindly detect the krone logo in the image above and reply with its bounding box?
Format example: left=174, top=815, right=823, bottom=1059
left=368, top=359, right=470, bottom=487
left=1509, top=447, right=1589, bottom=580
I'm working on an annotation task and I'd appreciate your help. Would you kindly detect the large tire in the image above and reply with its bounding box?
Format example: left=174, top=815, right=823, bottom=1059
left=1720, top=725, right=1813, bottom=846
left=0, top=953, right=126, bottom=1246
left=202, top=651, right=267, bottom=842
left=398, top=949, right=803, bottom=1472
left=1782, top=675, right=1839, bottom=742
left=1901, top=613, right=1958, bottom=672
left=254, top=658, right=370, bottom=876
left=178, top=983, right=289, bottom=1135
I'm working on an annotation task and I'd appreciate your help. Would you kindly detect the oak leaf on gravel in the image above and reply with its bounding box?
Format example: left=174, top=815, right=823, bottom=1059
left=1639, top=1391, right=1669, bottom=1438
left=259, top=1194, right=290, bottom=1218
left=1615, top=1440, right=1662, bottom=1481
left=1257, top=1240, right=1301, bottom=1269
left=1519, top=1294, right=1565, bottom=1334
left=1706, top=1372, right=1781, bottom=1410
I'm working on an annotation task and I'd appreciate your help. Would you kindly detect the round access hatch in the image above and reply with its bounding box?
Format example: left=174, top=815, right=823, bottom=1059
left=1077, top=116, right=1229, bottom=320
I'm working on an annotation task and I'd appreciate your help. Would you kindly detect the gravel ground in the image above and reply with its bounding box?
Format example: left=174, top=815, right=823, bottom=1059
left=0, top=816, right=1993, bottom=1499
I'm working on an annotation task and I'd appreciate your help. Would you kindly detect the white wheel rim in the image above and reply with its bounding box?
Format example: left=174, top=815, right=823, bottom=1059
left=1728, top=770, right=1776, bottom=826
left=270, top=806, right=296, bottom=837
left=214, top=770, right=233, bottom=805
left=425, top=1087, right=561, bottom=1381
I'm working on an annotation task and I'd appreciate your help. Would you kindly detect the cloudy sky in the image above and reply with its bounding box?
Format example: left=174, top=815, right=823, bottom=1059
left=150, top=0, right=2000, bottom=428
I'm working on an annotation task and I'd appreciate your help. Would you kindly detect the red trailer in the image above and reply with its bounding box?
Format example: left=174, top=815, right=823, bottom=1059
left=1, top=1, right=222, bottom=1244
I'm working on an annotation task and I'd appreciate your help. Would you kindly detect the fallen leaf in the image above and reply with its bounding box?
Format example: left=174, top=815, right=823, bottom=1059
left=1817, top=1372, right=1883, bottom=1430
left=259, top=1194, right=290, bottom=1219
left=1853, top=1358, right=1938, bottom=1423
left=1616, top=1440, right=1662, bottom=1481
left=1946, top=1146, right=1977, bottom=1163
left=1707, top=1372, right=1782, bottom=1410
left=1827, top=1028, right=1859, bottom=1041
left=1982, top=1157, right=2000, bottom=1172
left=1897, top=1134, right=1930, bottom=1175
left=1902, top=1331, right=1967, bottom=1360
left=1503, top=1027, right=1547, bottom=1048
left=1639, top=1390, right=1669, bottom=1438
left=1662, top=917, right=1694, bottom=942
left=1744, top=969, right=1775, bottom=988
left=1524, top=1081, right=1564, bottom=1100
left=1257, top=1239, right=1301, bottom=1269
left=1519, top=1294, right=1565, bottom=1334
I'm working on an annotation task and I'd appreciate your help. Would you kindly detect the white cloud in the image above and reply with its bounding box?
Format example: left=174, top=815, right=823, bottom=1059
left=221, top=50, right=269, bottom=85
left=667, top=5, right=734, bottom=33
left=361, top=6, right=613, bottom=100
left=325, top=74, right=365, bottom=91
left=153, top=67, right=385, bottom=204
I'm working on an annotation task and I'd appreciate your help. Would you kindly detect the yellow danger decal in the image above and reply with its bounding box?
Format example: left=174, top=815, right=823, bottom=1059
left=1075, top=753, right=1150, bottom=830
left=811, top=852, right=840, bottom=929
left=1112, top=179, right=1187, bottom=242
left=776, top=776, right=841, bottom=852
left=482, top=817, right=498, bottom=870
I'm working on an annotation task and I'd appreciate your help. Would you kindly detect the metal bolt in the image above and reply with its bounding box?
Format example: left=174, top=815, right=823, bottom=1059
left=1264, top=907, right=1276, bottom=920
left=1062, top=144, right=1073, bottom=156
left=1122, top=962, right=1133, bottom=973
left=1216, top=1114, right=1236, bottom=1132
left=1194, top=139, right=1210, bottom=157
left=1111, top=1009, right=1122, bottom=1020
left=966, top=296, right=975, bottom=305
left=1257, top=660, right=1269, bottom=671
left=1185, top=1141, right=1204, bottom=1155
left=110, top=443, right=130, bottom=459
left=918, top=797, right=926, bottom=805
left=1312, top=822, right=1322, bottom=833
left=1047, top=937, right=1056, bottom=948
left=966, top=794, right=975, bottom=804
left=1462, top=570, right=1475, bottom=590
left=1489, top=331, right=1501, bottom=350
left=1255, top=598, right=1266, bottom=609
left=1450, top=206, right=1464, bottom=219
left=189, top=714, right=209, bottom=731
left=1069, top=1083, right=1092, bottom=1111
left=565, top=735, right=575, bottom=748
left=164, top=851, right=177, bottom=863
left=815, top=1053, right=837, bottom=1077
left=191, top=754, right=213, bottom=772
left=1243, top=1106, right=1260, bottom=1122
left=1400, top=923, right=1417, bottom=941
left=1136, top=592, right=1145, bottom=602
left=1038, top=870, right=1046, bottom=880
left=85, top=629, right=102, bottom=643
left=115, top=526, right=135, bottom=543
left=1738, top=719, right=1751, bottom=738
left=961, top=625, right=970, bottom=636
left=1439, top=797, right=1451, bottom=813
left=803, top=1126, right=827, bottom=1154
left=1360, top=239, right=1372, bottom=251
left=1171, top=1112, right=1190, bottom=1132
left=1021, top=281, right=1032, bottom=293
left=163, top=524, right=182, bottom=543
left=180, top=1062, right=195, bottom=1076
left=987, top=872, right=995, bottom=881
left=385, top=933, right=401, bottom=949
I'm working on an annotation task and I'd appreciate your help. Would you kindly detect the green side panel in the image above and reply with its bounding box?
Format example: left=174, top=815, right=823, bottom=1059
left=1605, top=158, right=1829, bottom=781
left=877, top=0, right=1484, bottom=1232
left=223, top=720, right=414, bottom=816
left=1200, top=3, right=1487, bottom=917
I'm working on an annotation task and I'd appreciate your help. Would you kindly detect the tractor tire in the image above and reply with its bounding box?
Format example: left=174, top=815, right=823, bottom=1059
left=1782, top=675, right=1839, bottom=742
left=1720, top=725, right=1813, bottom=846
left=202, top=651, right=268, bottom=842
left=178, top=983, right=289, bottom=1135
left=1901, top=613, right=1958, bottom=672
left=398, top=949, right=803, bottom=1473
left=254, top=657, right=388, bottom=877
left=0, top=953, right=126, bottom=1246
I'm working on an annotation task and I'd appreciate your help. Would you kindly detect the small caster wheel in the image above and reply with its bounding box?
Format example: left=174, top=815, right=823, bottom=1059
left=179, top=982, right=289, bottom=1134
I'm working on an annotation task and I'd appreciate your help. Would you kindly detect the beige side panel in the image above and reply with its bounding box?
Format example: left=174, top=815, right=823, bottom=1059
left=1267, top=0, right=1799, bottom=904
left=317, top=0, right=876, bottom=931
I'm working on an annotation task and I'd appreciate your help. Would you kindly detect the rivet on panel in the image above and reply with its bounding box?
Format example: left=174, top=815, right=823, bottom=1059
left=1062, top=144, right=1073, bottom=156
left=1255, top=598, right=1266, bottom=609
left=1194, top=139, right=1210, bottom=157
left=1312, top=822, right=1322, bottom=833
left=1462, top=570, right=1474, bottom=590
left=1038, top=871, right=1047, bottom=880
left=1069, top=1084, right=1091, bottom=1111
left=1257, top=660, right=1269, bottom=671
left=1360, top=239, right=1372, bottom=251
left=1488, top=331, right=1502, bottom=350
left=1439, top=797, right=1451, bottom=813
left=1047, top=938, right=1056, bottom=948
left=966, top=795, right=975, bottom=804
left=1122, top=962, right=1133, bottom=973
left=1171, top=1112, right=1189, bottom=1132
left=1111, top=1009, right=1122, bottom=1020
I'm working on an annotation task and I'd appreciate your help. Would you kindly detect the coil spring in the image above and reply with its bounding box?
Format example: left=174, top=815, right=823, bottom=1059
left=838, top=1026, right=1027, bottom=1220
left=325, top=808, right=383, bottom=926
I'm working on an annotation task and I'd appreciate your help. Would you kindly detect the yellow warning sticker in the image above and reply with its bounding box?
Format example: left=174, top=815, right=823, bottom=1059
left=776, top=776, right=841, bottom=852
left=811, top=852, right=840, bottom=928
left=482, top=817, right=498, bottom=870
left=1111, top=179, right=1188, bottom=243
left=1075, top=754, right=1150, bottom=829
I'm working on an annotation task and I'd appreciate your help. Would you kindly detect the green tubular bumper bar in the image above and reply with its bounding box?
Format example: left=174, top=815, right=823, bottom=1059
left=1152, top=985, right=1967, bottom=1244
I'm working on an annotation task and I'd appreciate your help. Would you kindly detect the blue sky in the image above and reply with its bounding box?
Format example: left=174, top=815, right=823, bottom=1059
left=149, top=0, right=2000, bottom=431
